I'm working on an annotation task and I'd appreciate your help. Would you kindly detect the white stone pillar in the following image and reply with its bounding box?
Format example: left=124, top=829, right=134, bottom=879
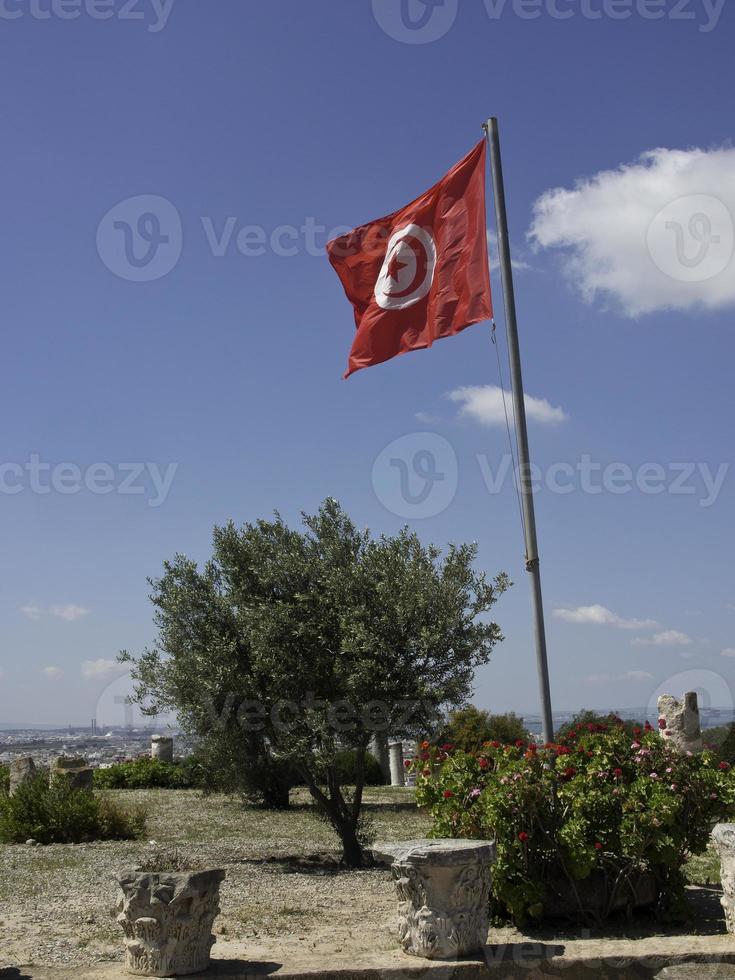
left=151, top=735, right=174, bottom=763
left=389, top=741, right=405, bottom=787
left=658, top=692, right=703, bottom=754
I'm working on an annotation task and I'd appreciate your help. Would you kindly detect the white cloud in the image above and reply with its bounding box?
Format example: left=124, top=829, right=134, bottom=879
left=584, top=673, right=611, bottom=686
left=721, top=648, right=735, bottom=658
left=447, top=385, right=568, bottom=427
left=621, top=670, right=654, bottom=682
left=529, top=146, right=735, bottom=316
left=633, top=630, right=693, bottom=647
left=42, top=666, right=63, bottom=680
left=585, top=669, right=654, bottom=686
left=487, top=229, right=532, bottom=273
left=553, top=605, right=659, bottom=630
left=81, top=659, right=120, bottom=679
left=21, top=603, right=90, bottom=623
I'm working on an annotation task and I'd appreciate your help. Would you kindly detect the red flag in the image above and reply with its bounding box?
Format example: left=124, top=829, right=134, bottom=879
left=327, top=140, right=493, bottom=379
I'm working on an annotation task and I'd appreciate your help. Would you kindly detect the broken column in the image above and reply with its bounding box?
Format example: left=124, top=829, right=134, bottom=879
left=657, top=692, right=703, bottom=754
left=711, top=824, right=735, bottom=934
left=151, top=735, right=174, bottom=763
left=373, top=838, right=495, bottom=959
left=51, top=756, right=94, bottom=790
left=389, top=741, right=405, bottom=787
left=9, top=757, right=36, bottom=795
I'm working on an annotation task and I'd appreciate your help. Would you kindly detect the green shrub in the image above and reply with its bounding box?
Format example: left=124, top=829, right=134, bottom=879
left=93, top=756, right=202, bottom=790
left=413, top=721, right=735, bottom=926
left=438, top=706, right=528, bottom=751
left=332, top=750, right=385, bottom=787
left=555, top=710, right=642, bottom=741
left=0, top=773, right=146, bottom=844
left=0, top=764, right=9, bottom=795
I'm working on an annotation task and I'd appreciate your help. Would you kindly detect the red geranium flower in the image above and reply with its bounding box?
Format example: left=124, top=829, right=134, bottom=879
left=594, top=842, right=603, bottom=850
left=443, top=790, right=454, bottom=798
left=720, top=761, right=730, bottom=770
left=479, top=757, right=489, bottom=769
left=658, top=718, right=667, bottom=730
left=518, top=831, right=529, bottom=842
left=613, top=768, right=623, bottom=779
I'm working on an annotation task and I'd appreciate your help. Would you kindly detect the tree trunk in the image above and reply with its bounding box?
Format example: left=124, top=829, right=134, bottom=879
left=339, top=822, right=365, bottom=868
left=262, top=776, right=291, bottom=810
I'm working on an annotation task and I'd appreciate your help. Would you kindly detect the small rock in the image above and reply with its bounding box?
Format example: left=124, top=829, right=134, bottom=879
left=26, top=839, right=38, bottom=846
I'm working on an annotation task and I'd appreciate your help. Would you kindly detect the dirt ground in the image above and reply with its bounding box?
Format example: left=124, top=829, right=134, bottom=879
left=0, top=788, right=732, bottom=975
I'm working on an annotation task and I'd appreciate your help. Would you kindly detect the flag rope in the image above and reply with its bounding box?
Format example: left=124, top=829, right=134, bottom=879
left=490, top=319, right=527, bottom=552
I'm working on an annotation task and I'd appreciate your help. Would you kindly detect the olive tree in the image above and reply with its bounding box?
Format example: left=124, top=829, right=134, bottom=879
left=123, top=499, right=508, bottom=866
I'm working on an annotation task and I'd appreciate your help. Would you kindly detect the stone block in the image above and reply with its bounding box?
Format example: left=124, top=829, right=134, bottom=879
left=51, top=756, right=94, bottom=791
left=373, top=838, right=495, bottom=959
left=115, top=869, right=225, bottom=976
left=150, top=735, right=174, bottom=763
left=9, top=757, right=36, bottom=795
left=712, top=824, right=735, bottom=934
left=658, top=692, right=703, bottom=754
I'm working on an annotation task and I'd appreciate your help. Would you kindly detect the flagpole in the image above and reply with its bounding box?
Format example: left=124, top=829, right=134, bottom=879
left=483, top=117, right=555, bottom=745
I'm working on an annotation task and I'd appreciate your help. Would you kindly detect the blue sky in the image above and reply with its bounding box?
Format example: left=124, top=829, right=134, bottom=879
left=1, top=0, right=734, bottom=727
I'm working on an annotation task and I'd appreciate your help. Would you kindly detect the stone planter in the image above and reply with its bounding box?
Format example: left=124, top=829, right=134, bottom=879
left=373, top=838, right=495, bottom=960
left=115, top=869, right=225, bottom=976
left=712, top=824, right=735, bottom=933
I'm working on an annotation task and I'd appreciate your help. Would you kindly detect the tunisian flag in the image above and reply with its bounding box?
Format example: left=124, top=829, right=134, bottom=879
left=327, top=140, right=492, bottom=378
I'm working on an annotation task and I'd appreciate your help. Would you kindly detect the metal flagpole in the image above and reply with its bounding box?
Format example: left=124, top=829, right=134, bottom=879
left=483, top=117, right=555, bottom=745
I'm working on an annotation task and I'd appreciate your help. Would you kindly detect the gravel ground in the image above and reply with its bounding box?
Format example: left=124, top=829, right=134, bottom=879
left=0, top=788, right=728, bottom=972
left=0, top=787, right=429, bottom=969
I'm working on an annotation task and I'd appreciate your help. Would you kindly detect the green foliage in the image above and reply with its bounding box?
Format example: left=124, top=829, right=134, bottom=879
left=555, top=710, right=641, bottom=741
left=438, top=706, right=527, bottom=751
left=0, top=764, right=8, bottom=796
left=122, top=499, right=508, bottom=865
left=331, top=750, right=385, bottom=787
left=707, top=723, right=735, bottom=763
left=413, top=721, right=735, bottom=926
left=0, top=773, right=146, bottom=844
left=93, top=756, right=203, bottom=790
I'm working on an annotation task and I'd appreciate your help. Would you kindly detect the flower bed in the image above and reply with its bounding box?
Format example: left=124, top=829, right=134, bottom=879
left=411, top=719, right=735, bottom=926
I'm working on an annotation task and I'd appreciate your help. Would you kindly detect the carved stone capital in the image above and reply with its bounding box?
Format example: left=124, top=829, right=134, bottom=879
left=374, top=839, right=495, bottom=959
left=115, top=869, right=225, bottom=976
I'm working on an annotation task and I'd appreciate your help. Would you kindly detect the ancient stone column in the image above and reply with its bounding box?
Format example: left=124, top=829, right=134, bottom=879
left=150, top=735, right=174, bottom=763
left=51, top=756, right=93, bottom=790
left=115, top=869, right=225, bottom=976
left=658, top=692, right=703, bottom=754
left=389, top=741, right=405, bottom=787
left=369, top=735, right=391, bottom=783
left=9, top=757, right=36, bottom=795
left=712, top=824, right=735, bottom=934
left=373, top=839, right=495, bottom=959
